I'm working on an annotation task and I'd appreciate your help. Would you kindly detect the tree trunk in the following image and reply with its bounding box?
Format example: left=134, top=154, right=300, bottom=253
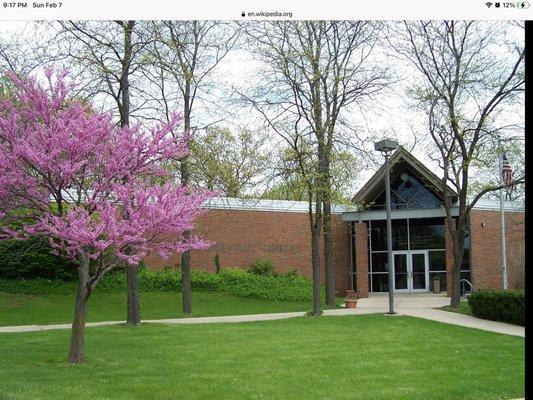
left=181, top=242, right=192, bottom=314
left=180, top=155, right=192, bottom=313
left=311, top=224, right=322, bottom=316
left=308, top=195, right=323, bottom=317
left=126, top=265, right=141, bottom=325
left=323, top=200, right=335, bottom=307
left=180, top=80, right=193, bottom=314
left=119, top=20, right=141, bottom=326
left=450, top=232, right=465, bottom=308
left=68, top=254, right=90, bottom=364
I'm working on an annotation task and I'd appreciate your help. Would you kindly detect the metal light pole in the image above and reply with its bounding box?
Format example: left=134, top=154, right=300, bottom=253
left=498, top=137, right=508, bottom=290
left=384, top=152, right=395, bottom=314
left=375, top=139, right=399, bottom=315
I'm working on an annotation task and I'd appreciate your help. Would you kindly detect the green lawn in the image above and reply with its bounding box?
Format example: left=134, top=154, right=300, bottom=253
left=0, top=290, right=339, bottom=326
left=0, top=314, right=524, bottom=400
left=441, top=300, right=472, bottom=316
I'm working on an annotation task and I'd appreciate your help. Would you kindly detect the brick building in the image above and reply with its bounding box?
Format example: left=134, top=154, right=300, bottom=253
left=145, top=148, right=524, bottom=297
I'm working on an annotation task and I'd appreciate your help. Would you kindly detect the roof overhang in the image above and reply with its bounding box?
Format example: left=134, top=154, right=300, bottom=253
left=341, top=206, right=459, bottom=222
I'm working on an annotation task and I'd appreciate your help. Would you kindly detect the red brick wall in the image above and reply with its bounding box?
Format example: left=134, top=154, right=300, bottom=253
left=470, top=209, right=525, bottom=290
left=354, top=222, right=369, bottom=298
left=504, top=212, right=526, bottom=290
left=143, top=208, right=352, bottom=294
left=143, top=206, right=523, bottom=296
left=332, top=215, right=351, bottom=295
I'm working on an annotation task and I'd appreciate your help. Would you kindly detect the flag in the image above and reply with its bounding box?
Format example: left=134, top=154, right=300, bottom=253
left=501, top=153, right=513, bottom=186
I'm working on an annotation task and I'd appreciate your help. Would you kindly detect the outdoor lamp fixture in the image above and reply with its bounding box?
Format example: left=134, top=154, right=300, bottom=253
left=374, top=139, right=399, bottom=315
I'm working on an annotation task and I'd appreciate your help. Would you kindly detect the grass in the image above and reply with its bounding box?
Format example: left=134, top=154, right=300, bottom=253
left=0, top=290, right=339, bottom=326
left=441, top=300, right=472, bottom=316
left=0, top=314, right=524, bottom=400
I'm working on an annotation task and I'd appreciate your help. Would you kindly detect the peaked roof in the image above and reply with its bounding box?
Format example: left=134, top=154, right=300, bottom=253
left=352, top=147, right=457, bottom=204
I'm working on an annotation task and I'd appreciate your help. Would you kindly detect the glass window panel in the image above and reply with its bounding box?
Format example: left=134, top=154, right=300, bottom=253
left=462, top=226, right=471, bottom=271
left=428, top=250, right=446, bottom=272
left=462, top=248, right=470, bottom=271
left=412, top=271, right=426, bottom=290
left=371, top=253, right=388, bottom=272
left=411, top=253, right=426, bottom=290
left=370, top=220, right=386, bottom=251
left=409, top=218, right=445, bottom=249
left=371, top=166, right=442, bottom=210
left=395, top=273, right=408, bottom=290
left=393, top=254, right=408, bottom=290
left=370, top=219, right=408, bottom=251
left=392, top=220, right=408, bottom=250
left=371, top=273, right=389, bottom=292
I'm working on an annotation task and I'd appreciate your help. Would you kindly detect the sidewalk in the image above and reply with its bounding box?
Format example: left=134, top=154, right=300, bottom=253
left=0, top=313, right=308, bottom=333
left=0, top=305, right=525, bottom=337
left=400, top=308, right=525, bottom=337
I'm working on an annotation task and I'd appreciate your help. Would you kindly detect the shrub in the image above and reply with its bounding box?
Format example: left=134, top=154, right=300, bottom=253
left=0, top=277, right=76, bottom=295
left=248, top=259, right=275, bottom=276
left=0, top=237, right=76, bottom=280
left=96, top=267, right=221, bottom=293
left=218, top=268, right=316, bottom=302
left=283, top=269, right=300, bottom=278
left=0, top=267, right=319, bottom=302
left=467, top=289, right=525, bottom=326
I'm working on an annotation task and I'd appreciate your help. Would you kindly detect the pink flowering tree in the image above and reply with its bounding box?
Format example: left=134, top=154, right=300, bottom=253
left=0, top=70, right=211, bottom=363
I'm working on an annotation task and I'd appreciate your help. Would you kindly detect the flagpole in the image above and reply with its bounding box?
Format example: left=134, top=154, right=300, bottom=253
left=498, top=138, right=508, bottom=290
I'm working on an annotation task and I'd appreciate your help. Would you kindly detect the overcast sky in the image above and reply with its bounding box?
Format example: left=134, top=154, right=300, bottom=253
left=0, top=20, right=525, bottom=196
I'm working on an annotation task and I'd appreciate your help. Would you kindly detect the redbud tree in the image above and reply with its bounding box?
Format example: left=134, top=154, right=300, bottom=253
left=0, top=71, right=211, bottom=363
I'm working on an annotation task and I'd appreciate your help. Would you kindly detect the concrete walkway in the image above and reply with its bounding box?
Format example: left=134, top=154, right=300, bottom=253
left=0, top=313, right=309, bottom=333
left=400, top=308, right=525, bottom=337
left=0, top=294, right=525, bottom=337
left=356, top=292, right=451, bottom=309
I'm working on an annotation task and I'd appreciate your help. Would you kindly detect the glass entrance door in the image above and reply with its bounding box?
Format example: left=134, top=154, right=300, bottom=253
left=392, top=252, right=409, bottom=292
left=410, top=251, right=428, bottom=292
left=392, top=251, right=429, bottom=293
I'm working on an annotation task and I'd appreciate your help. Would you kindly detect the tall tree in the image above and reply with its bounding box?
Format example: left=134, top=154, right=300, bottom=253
left=189, top=126, right=269, bottom=197
left=0, top=22, right=48, bottom=76
left=0, top=72, right=210, bottom=363
left=264, top=124, right=324, bottom=315
left=143, top=21, right=237, bottom=314
left=244, top=21, right=389, bottom=307
left=265, top=147, right=359, bottom=204
left=394, top=21, right=525, bottom=306
left=55, top=20, right=150, bottom=324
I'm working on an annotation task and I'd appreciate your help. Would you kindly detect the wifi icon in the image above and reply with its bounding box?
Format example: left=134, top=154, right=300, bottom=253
left=486, top=1, right=493, bottom=6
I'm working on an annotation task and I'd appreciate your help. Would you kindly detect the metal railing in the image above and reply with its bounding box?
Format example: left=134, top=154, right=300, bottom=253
left=460, top=279, right=475, bottom=298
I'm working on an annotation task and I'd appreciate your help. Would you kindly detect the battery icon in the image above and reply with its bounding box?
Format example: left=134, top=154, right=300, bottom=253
left=517, top=1, right=530, bottom=7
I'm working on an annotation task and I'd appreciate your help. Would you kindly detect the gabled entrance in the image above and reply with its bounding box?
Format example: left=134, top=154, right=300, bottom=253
left=343, top=147, right=471, bottom=298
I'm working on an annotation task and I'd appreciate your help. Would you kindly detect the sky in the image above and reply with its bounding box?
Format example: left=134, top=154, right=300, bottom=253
left=0, top=20, right=525, bottom=197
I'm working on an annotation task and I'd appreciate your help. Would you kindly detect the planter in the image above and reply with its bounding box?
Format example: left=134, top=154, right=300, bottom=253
left=346, top=290, right=356, bottom=299
left=345, top=298, right=357, bottom=309
left=433, top=277, right=441, bottom=294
